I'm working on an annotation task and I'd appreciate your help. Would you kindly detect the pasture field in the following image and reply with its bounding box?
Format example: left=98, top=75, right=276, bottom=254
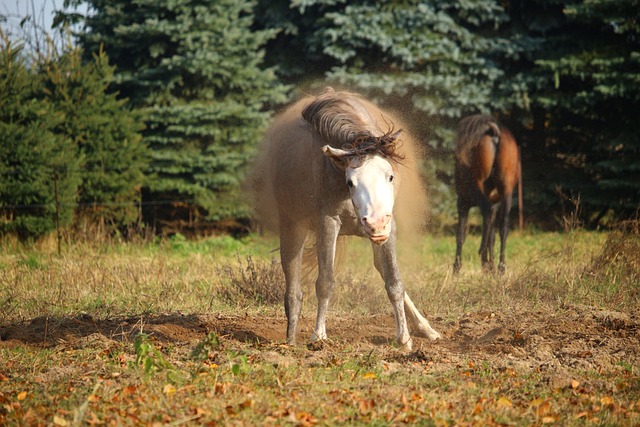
left=1, top=226, right=639, bottom=426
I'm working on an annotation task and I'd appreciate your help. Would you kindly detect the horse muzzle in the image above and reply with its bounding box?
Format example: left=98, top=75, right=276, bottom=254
left=361, top=214, right=392, bottom=245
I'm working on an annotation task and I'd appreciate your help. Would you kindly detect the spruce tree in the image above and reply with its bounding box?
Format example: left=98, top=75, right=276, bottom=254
left=0, top=37, right=81, bottom=238
left=68, top=0, right=289, bottom=227
left=40, top=46, right=147, bottom=229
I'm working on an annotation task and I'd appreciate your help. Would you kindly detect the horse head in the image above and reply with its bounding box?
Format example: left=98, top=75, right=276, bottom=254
left=322, top=130, right=403, bottom=245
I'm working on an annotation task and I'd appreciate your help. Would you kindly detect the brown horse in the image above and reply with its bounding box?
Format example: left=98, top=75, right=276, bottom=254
left=453, top=114, right=521, bottom=274
left=250, top=87, right=440, bottom=350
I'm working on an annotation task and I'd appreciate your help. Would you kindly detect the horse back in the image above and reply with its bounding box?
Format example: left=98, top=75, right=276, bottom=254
left=249, top=97, right=322, bottom=232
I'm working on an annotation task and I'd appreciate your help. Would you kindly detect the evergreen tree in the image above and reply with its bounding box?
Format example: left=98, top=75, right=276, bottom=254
left=0, top=36, right=81, bottom=238
left=67, top=0, right=289, bottom=226
left=507, top=0, right=640, bottom=225
left=40, top=46, right=148, bottom=229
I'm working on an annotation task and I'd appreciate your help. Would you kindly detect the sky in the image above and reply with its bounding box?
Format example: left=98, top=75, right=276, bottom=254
left=1, top=0, right=87, bottom=49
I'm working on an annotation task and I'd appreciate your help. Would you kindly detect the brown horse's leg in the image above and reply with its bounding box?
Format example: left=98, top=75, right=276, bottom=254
left=279, top=217, right=308, bottom=345
left=497, top=194, right=513, bottom=274
left=454, top=199, right=470, bottom=274
left=479, top=199, right=495, bottom=272
left=372, top=223, right=412, bottom=351
left=312, top=216, right=340, bottom=341
left=487, top=203, right=499, bottom=268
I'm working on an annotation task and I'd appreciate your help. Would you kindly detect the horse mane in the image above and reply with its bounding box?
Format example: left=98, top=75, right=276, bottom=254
left=302, top=87, right=405, bottom=163
left=455, top=114, right=500, bottom=167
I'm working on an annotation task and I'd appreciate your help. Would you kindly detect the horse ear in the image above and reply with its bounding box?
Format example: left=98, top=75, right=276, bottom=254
left=390, top=130, right=402, bottom=141
left=322, top=145, right=350, bottom=169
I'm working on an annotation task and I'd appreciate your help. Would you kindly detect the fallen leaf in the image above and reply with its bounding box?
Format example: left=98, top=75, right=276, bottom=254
left=358, top=399, right=375, bottom=413
left=529, top=397, right=545, bottom=407
left=163, top=384, right=176, bottom=396
left=122, top=385, right=137, bottom=396
left=472, top=403, right=482, bottom=415
left=53, top=415, right=68, bottom=426
left=17, top=391, right=27, bottom=401
left=496, top=397, right=512, bottom=408
left=239, top=399, right=254, bottom=410
left=295, top=411, right=318, bottom=426
left=536, top=400, right=551, bottom=417
left=571, top=379, right=580, bottom=389
left=362, top=372, right=377, bottom=379
left=600, top=396, right=614, bottom=406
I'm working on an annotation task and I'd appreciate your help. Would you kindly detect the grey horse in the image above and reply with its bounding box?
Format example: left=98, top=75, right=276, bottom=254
left=251, top=87, right=440, bottom=350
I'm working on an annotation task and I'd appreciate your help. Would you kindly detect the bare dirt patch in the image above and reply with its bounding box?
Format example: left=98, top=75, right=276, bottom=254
left=2, top=304, right=638, bottom=375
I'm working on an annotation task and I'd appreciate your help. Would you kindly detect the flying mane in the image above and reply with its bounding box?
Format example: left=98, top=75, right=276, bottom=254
left=301, top=88, right=405, bottom=163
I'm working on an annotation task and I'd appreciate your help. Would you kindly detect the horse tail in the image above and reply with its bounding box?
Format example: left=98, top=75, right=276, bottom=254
left=517, top=145, right=524, bottom=229
left=301, top=235, right=348, bottom=281
left=488, top=121, right=501, bottom=143
left=455, top=115, right=499, bottom=168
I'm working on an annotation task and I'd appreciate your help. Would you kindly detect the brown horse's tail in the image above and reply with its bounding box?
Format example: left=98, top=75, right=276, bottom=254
left=517, top=146, right=524, bottom=229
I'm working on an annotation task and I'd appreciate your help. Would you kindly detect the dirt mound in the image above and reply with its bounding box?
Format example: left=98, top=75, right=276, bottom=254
left=2, top=304, right=638, bottom=374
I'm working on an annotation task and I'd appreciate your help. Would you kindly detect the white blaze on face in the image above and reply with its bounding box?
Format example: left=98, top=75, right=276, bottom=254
left=346, top=155, right=396, bottom=244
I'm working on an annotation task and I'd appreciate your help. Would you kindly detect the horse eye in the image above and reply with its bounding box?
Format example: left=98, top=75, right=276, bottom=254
left=388, top=174, right=395, bottom=183
left=347, top=179, right=354, bottom=188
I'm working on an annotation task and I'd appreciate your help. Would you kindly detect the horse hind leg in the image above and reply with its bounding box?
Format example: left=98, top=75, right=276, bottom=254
left=478, top=199, right=495, bottom=272
left=279, top=219, right=308, bottom=345
left=497, top=194, right=513, bottom=274
left=487, top=203, right=499, bottom=269
left=453, top=200, right=470, bottom=274
left=404, top=293, right=441, bottom=341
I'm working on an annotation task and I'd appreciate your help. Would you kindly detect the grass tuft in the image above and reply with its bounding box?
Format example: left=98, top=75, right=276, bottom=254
left=217, top=256, right=285, bottom=308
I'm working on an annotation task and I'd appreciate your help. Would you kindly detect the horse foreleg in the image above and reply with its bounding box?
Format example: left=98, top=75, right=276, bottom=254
left=454, top=200, right=470, bottom=274
left=279, top=219, right=308, bottom=345
left=312, top=217, right=340, bottom=341
left=372, top=227, right=412, bottom=351
left=403, top=292, right=441, bottom=341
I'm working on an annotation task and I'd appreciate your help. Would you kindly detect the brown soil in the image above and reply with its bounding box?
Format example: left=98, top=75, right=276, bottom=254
left=1, top=304, right=638, bottom=375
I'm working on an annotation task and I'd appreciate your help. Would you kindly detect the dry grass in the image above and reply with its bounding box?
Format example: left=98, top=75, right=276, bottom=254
left=2, top=224, right=637, bottom=325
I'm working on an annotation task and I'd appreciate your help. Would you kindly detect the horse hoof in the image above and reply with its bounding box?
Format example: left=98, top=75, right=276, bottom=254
left=397, top=339, right=413, bottom=353
left=498, top=263, right=506, bottom=275
left=307, top=340, right=326, bottom=351
left=482, top=263, right=494, bottom=274
left=413, top=326, right=442, bottom=341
